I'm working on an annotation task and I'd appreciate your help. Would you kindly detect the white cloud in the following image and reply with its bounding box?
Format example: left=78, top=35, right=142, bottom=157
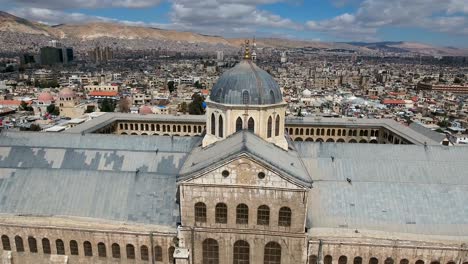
left=169, top=0, right=302, bottom=35
left=307, top=0, right=468, bottom=40
left=10, top=0, right=162, bottom=9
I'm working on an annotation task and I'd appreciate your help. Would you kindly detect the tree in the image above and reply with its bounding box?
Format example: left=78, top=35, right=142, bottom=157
left=167, top=81, right=176, bottom=93
left=29, top=124, right=42, bottom=131
left=47, top=104, right=60, bottom=116
left=194, top=81, right=202, bottom=89
left=178, top=102, right=188, bottom=114
left=99, top=98, right=116, bottom=112
left=118, top=97, right=131, bottom=113
left=188, top=93, right=205, bottom=115
left=20, top=101, right=33, bottom=112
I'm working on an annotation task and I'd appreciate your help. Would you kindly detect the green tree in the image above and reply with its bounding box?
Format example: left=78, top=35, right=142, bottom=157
left=188, top=93, right=205, bottom=115
left=29, top=124, right=42, bottom=131
left=20, top=101, right=33, bottom=112
left=167, top=81, right=176, bottom=93
left=46, top=104, right=60, bottom=115
left=99, top=98, right=116, bottom=112
left=194, top=81, right=202, bottom=89
left=179, top=102, right=188, bottom=114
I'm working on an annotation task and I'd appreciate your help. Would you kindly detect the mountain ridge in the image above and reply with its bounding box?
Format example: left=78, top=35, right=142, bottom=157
left=0, top=11, right=467, bottom=56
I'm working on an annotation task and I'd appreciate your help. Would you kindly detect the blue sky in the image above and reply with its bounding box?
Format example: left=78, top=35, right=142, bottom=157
left=3, top=0, right=468, bottom=47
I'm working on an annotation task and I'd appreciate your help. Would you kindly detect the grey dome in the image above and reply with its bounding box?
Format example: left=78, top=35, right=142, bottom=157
left=210, top=61, right=282, bottom=105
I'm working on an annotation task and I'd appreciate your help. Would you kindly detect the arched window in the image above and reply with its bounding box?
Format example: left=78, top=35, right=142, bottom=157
left=140, top=245, right=149, bottom=261
left=126, top=244, right=135, bottom=259
left=195, top=202, right=207, bottom=223
left=236, top=117, right=243, bottom=132
left=430, top=262, right=440, bottom=264
left=218, top=115, right=224, bottom=138
left=97, top=242, right=106, bottom=257
left=270, top=90, right=275, bottom=104
left=15, top=236, right=24, bottom=252
left=203, top=239, right=219, bottom=264
left=211, top=113, right=216, bottom=135
left=267, top=116, right=273, bottom=138
left=338, top=130, right=342, bottom=136
left=264, top=242, right=281, bottom=264
left=28, top=237, right=38, bottom=253
left=56, top=239, right=65, bottom=255
left=236, top=204, right=249, bottom=224
left=369, top=257, right=379, bottom=264
left=84, top=241, right=92, bottom=257
left=243, top=91, right=250, bottom=104
left=154, top=246, right=162, bottom=261
left=385, top=258, right=394, bottom=264
left=275, top=116, right=280, bottom=136
left=112, top=243, right=121, bottom=258
left=339, top=256, right=348, bottom=264
left=324, top=255, right=333, bottom=264
left=248, top=118, right=255, bottom=132
left=278, top=207, right=291, bottom=227
left=354, top=257, right=363, bottom=264
left=215, top=203, right=228, bottom=224
left=257, top=205, right=270, bottom=225
left=234, top=240, right=250, bottom=264
left=415, top=260, right=424, bottom=264
left=400, top=259, right=409, bottom=264
left=168, top=246, right=175, bottom=263
left=1, top=235, right=10, bottom=250
left=309, top=255, right=318, bottom=264
left=70, top=240, right=78, bottom=255
left=42, top=238, right=51, bottom=254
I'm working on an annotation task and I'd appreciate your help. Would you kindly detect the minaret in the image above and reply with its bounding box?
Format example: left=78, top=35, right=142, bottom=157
left=251, top=37, right=257, bottom=62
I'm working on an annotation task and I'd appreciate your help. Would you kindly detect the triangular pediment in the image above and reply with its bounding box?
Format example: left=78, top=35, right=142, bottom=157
left=178, top=131, right=312, bottom=188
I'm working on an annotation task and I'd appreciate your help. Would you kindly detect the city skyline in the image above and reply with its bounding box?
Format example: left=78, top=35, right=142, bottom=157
left=2, top=0, right=468, bottom=48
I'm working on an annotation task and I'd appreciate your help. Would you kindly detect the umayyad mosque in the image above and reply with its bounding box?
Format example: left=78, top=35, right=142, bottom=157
left=0, top=53, right=467, bottom=264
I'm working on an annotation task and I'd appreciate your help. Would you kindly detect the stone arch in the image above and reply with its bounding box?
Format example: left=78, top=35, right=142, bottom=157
left=264, top=241, right=281, bottom=264
left=359, top=139, right=368, bottom=143
left=267, top=116, right=273, bottom=138
left=337, top=138, right=345, bottom=143
left=218, top=115, right=224, bottom=138
left=248, top=117, right=255, bottom=132
left=121, top=132, right=128, bottom=135
left=369, top=257, right=379, bottom=264
left=211, top=113, right=216, bottom=135
left=339, top=256, right=348, bottom=264
left=233, top=240, right=250, bottom=264
left=354, top=257, right=363, bottom=264
left=316, top=138, right=324, bottom=142
left=385, top=258, right=394, bottom=264
left=141, top=133, right=148, bottom=135
left=275, top=115, right=280, bottom=136
left=236, top=117, right=243, bottom=132
left=295, top=137, right=303, bottom=142
left=370, top=139, right=378, bottom=144
left=324, top=255, right=333, bottom=264
left=305, top=138, right=314, bottom=142
left=326, top=138, right=335, bottom=142
left=309, top=255, right=318, bottom=264
left=203, top=239, right=219, bottom=264
left=349, top=139, right=357, bottom=143
left=400, top=259, right=409, bottom=264
left=415, top=260, right=424, bottom=264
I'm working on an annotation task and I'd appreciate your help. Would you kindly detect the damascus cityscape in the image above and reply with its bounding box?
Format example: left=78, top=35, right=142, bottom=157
left=0, top=0, right=467, bottom=264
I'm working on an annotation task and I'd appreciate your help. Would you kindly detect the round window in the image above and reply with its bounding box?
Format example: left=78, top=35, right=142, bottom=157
left=222, top=170, right=230, bottom=177
left=258, top=172, right=266, bottom=179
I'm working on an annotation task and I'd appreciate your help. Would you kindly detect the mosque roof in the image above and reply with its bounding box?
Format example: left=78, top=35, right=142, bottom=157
left=295, top=142, right=468, bottom=238
left=0, top=132, right=200, bottom=227
left=210, top=60, right=283, bottom=105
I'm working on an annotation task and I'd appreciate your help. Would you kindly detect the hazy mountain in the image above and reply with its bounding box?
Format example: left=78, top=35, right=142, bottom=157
left=0, top=11, right=467, bottom=56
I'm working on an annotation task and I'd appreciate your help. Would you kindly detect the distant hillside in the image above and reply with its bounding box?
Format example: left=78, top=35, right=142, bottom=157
left=0, top=11, right=467, bottom=56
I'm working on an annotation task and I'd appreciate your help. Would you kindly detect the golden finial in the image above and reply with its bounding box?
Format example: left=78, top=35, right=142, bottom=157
left=243, top=39, right=251, bottom=60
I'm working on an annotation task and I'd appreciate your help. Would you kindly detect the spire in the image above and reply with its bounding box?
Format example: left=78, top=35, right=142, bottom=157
left=243, top=40, right=251, bottom=60
left=251, top=37, right=257, bottom=62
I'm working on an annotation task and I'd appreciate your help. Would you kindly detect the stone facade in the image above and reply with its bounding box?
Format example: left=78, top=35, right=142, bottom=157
left=178, top=156, right=309, bottom=264
left=202, top=100, right=288, bottom=150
